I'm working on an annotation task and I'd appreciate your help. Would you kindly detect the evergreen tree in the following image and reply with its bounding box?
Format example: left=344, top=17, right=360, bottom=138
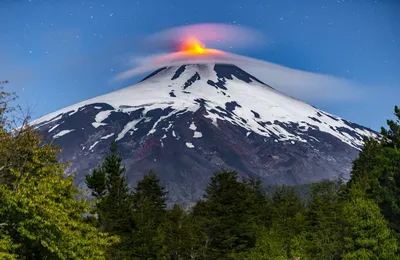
left=381, top=105, right=400, bottom=149
left=166, top=204, right=207, bottom=259
left=302, top=180, right=343, bottom=259
left=244, top=177, right=272, bottom=226
left=341, top=195, right=399, bottom=260
left=166, top=205, right=185, bottom=260
left=194, top=170, right=261, bottom=259
left=244, top=225, right=291, bottom=260
left=347, top=105, right=400, bottom=237
left=130, top=170, right=168, bottom=259
left=269, top=185, right=307, bottom=259
left=85, top=166, right=107, bottom=198
left=102, top=140, right=132, bottom=233
left=85, top=140, right=133, bottom=259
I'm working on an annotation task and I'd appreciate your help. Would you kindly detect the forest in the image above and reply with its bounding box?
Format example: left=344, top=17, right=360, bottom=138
left=1, top=81, right=400, bottom=260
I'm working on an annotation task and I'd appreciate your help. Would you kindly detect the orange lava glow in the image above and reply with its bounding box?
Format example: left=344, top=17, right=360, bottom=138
left=180, top=37, right=208, bottom=55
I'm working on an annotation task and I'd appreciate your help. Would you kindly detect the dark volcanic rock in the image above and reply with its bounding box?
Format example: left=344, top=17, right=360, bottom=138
left=32, top=64, right=376, bottom=206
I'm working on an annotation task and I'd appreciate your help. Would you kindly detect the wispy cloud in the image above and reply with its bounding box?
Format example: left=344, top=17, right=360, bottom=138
left=114, top=23, right=366, bottom=102
left=115, top=49, right=365, bottom=102
left=138, top=23, right=266, bottom=53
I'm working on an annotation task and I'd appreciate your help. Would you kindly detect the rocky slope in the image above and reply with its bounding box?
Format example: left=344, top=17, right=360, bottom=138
left=32, top=64, right=376, bottom=205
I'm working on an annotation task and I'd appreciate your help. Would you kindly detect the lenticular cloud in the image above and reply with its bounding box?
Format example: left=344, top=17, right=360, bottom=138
left=115, top=23, right=364, bottom=102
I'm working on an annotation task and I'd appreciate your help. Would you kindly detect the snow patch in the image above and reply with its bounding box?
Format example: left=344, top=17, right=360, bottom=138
left=48, top=124, right=60, bottom=133
left=89, top=141, right=99, bottom=151
left=101, top=133, right=115, bottom=140
left=189, top=121, right=197, bottom=130
left=193, top=131, right=203, bottom=138
left=147, top=110, right=179, bottom=136
left=95, top=110, right=113, bottom=123
left=186, top=142, right=194, bottom=148
left=92, top=122, right=107, bottom=128
left=162, top=123, right=173, bottom=132
left=160, top=134, right=167, bottom=147
left=116, top=119, right=141, bottom=141
left=53, top=129, right=74, bottom=139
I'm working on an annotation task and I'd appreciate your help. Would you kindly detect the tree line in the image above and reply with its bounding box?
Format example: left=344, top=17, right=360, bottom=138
left=1, top=81, right=399, bottom=259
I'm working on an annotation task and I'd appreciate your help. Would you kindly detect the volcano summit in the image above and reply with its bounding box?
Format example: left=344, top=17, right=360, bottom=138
left=32, top=64, right=375, bottom=204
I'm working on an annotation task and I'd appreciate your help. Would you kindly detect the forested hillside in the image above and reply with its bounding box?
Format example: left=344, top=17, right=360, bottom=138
left=1, top=82, right=399, bottom=259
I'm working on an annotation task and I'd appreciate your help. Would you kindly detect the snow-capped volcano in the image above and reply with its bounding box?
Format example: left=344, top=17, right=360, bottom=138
left=33, top=64, right=375, bottom=204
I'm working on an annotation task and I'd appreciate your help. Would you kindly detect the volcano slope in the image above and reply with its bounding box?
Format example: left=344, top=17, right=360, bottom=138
left=32, top=64, right=375, bottom=205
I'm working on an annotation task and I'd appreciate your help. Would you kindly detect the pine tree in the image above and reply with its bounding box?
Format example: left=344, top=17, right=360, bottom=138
left=85, top=140, right=133, bottom=259
left=102, top=140, right=132, bottom=234
left=302, top=180, right=343, bottom=259
left=341, top=196, right=399, bottom=260
left=269, top=185, right=307, bottom=259
left=347, top=105, right=400, bottom=237
left=381, top=105, right=400, bottom=150
left=244, top=225, right=291, bottom=260
left=166, top=204, right=207, bottom=259
left=166, top=204, right=185, bottom=259
left=130, top=170, right=168, bottom=259
left=194, top=170, right=261, bottom=259
left=85, top=166, right=107, bottom=198
left=244, top=177, right=272, bottom=226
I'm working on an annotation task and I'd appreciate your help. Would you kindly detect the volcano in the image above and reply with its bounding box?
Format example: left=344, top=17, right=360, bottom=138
left=32, top=64, right=375, bottom=205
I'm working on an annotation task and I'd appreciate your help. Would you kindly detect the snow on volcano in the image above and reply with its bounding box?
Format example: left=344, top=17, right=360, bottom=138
left=33, top=64, right=374, bottom=149
left=32, top=64, right=376, bottom=205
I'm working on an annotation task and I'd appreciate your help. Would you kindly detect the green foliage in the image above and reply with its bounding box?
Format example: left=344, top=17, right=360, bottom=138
left=85, top=166, right=107, bottom=198
left=132, top=170, right=167, bottom=217
left=85, top=140, right=133, bottom=259
left=166, top=205, right=207, bottom=259
left=101, top=141, right=132, bottom=234
left=194, top=170, right=265, bottom=259
left=302, top=181, right=344, bottom=259
left=3, top=85, right=400, bottom=259
left=341, top=196, right=399, bottom=260
left=381, top=105, right=400, bottom=149
left=0, top=85, right=118, bottom=259
left=0, top=172, right=118, bottom=259
left=130, top=170, right=168, bottom=259
left=245, top=225, right=292, bottom=260
left=0, top=233, right=18, bottom=260
left=270, top=186, right=307, bottom=258
left=347, top=105, right=400, bottom=236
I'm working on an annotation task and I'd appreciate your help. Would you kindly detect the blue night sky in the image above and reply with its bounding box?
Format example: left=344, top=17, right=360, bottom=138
left=1, top=0, right=399, bottom=130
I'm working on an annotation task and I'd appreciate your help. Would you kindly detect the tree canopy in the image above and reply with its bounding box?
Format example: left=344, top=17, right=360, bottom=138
left=2, top=82, right=399, bottom=259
